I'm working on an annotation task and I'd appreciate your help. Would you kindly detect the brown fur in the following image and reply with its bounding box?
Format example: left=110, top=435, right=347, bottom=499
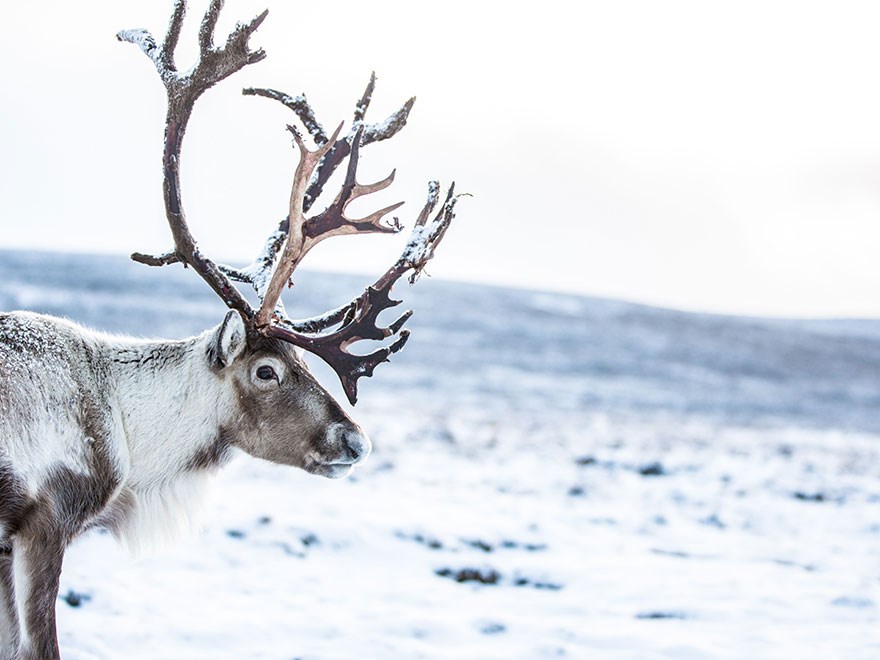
left=224, top=337, right=354, bottom=468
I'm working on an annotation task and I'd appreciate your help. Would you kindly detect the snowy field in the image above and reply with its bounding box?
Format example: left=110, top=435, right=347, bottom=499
left=1, top=249, right=879, bottom=659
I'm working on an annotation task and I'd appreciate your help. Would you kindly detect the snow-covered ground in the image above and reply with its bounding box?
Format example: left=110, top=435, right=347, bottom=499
left=1, top=249, right=879, bottom=659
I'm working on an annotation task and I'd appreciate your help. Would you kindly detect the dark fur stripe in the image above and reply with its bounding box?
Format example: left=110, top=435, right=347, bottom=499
left=0, top=464, right=28, bottom=540
left=186, top=428, right=233, bottom=471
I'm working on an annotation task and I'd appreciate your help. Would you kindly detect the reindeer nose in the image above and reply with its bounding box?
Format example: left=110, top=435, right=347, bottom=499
left=331, top=424, right=371, bottom=465
left=343, top=429, right=371, bottom=463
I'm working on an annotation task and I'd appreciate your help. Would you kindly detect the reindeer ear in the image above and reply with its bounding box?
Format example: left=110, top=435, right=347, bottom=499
left=212, top=311, right=246, bottom=369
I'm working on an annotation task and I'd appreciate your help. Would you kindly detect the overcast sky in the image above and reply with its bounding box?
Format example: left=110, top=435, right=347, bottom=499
left=3, top=0, right=880, bottom=318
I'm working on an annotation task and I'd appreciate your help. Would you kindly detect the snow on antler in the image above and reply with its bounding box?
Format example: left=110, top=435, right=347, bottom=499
left=119, top=0, right=460, bottom=403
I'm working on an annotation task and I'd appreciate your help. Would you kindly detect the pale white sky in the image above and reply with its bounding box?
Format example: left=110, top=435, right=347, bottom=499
left=3, top=0, right=880, bottom=318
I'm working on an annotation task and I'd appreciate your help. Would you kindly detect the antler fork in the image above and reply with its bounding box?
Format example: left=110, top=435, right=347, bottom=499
left=119, top=0, right=462, bottom=403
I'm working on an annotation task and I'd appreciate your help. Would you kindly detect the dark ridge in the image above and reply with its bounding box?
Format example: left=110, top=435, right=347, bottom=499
left=636, top=611, right=688, bottom=620
left=3, top=248, right=880, bottom=433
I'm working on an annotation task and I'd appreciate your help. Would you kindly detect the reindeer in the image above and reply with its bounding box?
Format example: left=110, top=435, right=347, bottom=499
left=0, top=1, right=459, bottom=657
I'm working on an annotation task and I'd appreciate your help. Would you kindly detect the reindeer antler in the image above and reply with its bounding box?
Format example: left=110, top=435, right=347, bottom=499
left=119, top=0, right=461, bottom=404
left=243, top=71, right=415, bottom=213
left=254, top=123, right=404, bottom=329
left=119, top=0, right=266, bottom=320
left=269, top=183, right=462, bottom=403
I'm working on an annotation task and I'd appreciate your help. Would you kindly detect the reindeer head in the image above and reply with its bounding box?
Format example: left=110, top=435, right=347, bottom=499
left=117, top=0, right=460, bottom=475
left=208, top=311, right=370, bottom=478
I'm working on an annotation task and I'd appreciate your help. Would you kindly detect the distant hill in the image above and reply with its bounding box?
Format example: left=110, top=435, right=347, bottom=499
left=1, top=249, right=878, bottom=433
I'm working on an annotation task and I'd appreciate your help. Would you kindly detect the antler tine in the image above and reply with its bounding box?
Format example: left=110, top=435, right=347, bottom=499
left=162, top=0, right=187, bottom=72
left=307, top=94, right=415, bottom=214
left=401, top=183, right=460, bottom=284
left=370, top=182, right=460, bottom=294
left=271, top=182, right=462, bottom=404
left=244, top=73, right=414, bottom=213
left=254, top=121, right=409, bottom=328
left=268, top=299, right=412, bottom=405
left=304, top=126, right=404, bottom=241
left=353, top=72, right=376, bottom=127
left=255, top=123, right=344, bottom=327
left=198, top=0, right=223, bottom=54
left=242, top=88, right=329, bottom=147
left=119, top=0, right=268, bottom=319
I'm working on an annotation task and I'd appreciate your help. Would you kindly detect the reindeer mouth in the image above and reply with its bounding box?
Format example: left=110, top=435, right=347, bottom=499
left=304, top=453, right=356, bottom=479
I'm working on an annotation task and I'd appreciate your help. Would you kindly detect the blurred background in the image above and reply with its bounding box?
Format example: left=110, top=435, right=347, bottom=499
left=3, top=0, right=880, bottom=317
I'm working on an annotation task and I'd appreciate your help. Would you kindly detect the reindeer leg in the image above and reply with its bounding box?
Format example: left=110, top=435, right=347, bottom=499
left=0, top=547, right=19, bottom=660
left=11, top=532, right=65, bottom=660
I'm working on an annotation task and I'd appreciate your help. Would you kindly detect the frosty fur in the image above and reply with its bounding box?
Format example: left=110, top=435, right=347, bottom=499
left=0, top=310, right=369, bottom=659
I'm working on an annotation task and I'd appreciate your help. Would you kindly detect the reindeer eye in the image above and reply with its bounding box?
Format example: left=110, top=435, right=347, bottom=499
left=256, top=365, right=276, bottom=381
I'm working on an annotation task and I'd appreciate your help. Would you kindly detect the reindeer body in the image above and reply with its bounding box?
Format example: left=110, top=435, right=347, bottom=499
left=0, top=310, right=370, bottom=659
left=2, top=312, right=218, bottom=545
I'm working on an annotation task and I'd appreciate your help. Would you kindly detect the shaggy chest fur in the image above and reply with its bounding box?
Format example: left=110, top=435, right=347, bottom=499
left=0, top=312, right=232, bottom=550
